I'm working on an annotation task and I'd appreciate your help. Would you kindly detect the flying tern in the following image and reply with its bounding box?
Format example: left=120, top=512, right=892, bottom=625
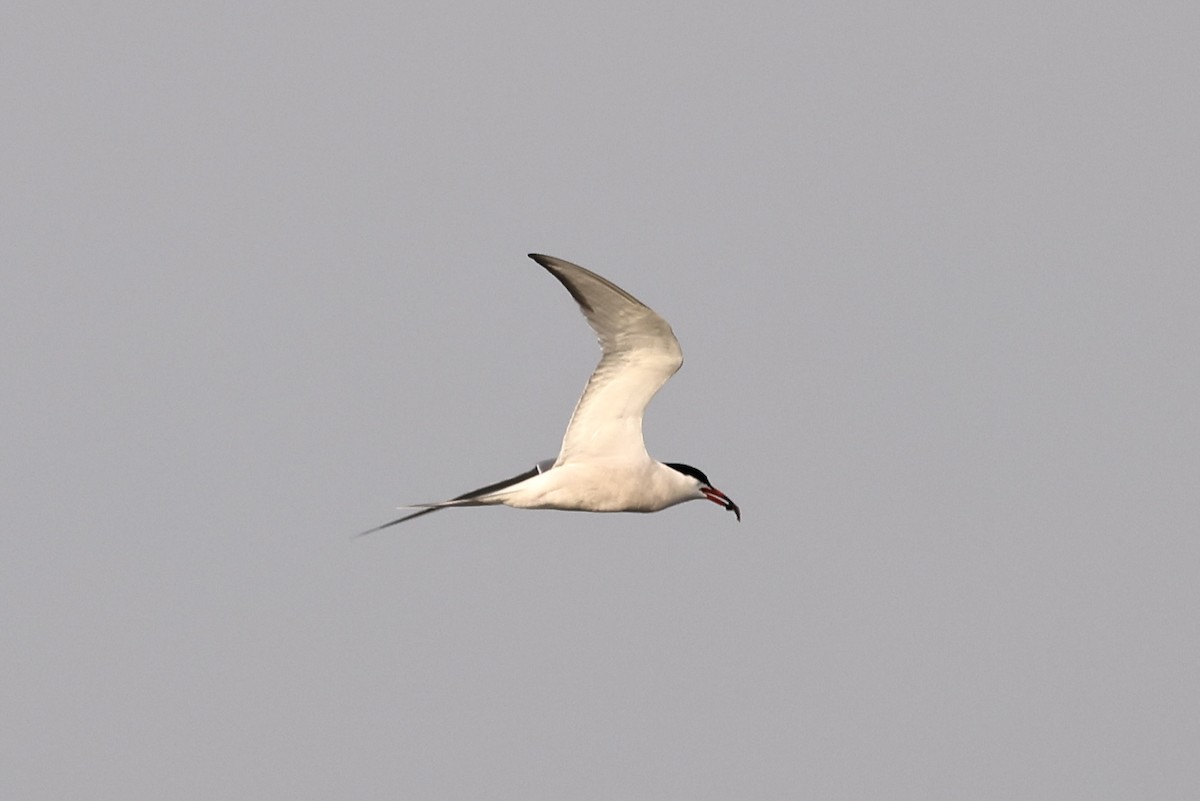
left=359, top=254, right=739, bottom=535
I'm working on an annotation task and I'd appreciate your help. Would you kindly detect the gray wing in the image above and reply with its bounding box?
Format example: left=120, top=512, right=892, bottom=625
left=355, top=459, right=554, bottom=537
left=529, top=254, right=683, bottom=466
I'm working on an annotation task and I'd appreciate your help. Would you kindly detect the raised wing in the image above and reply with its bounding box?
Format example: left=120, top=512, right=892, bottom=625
left=529, top=254, right=683, bottom=466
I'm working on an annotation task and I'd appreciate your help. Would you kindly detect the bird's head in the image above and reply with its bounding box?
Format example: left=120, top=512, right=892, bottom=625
left=665, top=462, right=741, bottom=522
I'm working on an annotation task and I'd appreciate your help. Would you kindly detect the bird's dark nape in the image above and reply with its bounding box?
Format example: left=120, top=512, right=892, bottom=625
left=665, top=462, right=712, bottom=487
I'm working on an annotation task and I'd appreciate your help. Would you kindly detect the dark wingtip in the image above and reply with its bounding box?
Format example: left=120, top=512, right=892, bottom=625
left=527, top=253, right=594, bottom=312
left=353, top=507, right=439, bottom=538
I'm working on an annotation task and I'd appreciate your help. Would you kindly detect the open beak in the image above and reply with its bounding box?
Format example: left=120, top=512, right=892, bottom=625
left=702, top=487, right=741, bottom=522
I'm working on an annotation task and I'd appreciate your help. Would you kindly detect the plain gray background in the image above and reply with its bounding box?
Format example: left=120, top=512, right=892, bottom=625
left=4, top=2, right=1198, bottom=799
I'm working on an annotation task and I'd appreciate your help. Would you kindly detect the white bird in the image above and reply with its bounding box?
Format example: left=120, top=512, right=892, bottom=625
left=359, top=254, right=739, bottom=535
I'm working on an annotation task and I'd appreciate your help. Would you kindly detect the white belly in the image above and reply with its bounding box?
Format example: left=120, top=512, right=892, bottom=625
left=499, top=461, right=679, bottom=513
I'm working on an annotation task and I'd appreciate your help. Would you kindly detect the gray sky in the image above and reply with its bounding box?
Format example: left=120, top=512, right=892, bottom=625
left=3, top=2, right=1198, bottom=799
